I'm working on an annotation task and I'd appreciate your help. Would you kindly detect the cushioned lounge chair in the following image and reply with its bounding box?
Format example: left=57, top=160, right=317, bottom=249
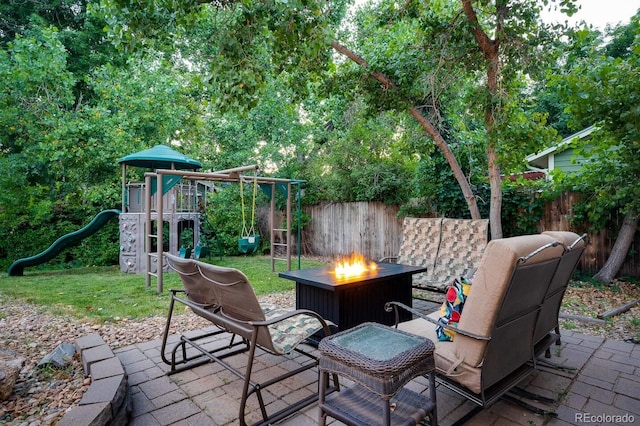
left=386, top=234, right=565, bottom=423
left=161, top=253, right=336, bottom=426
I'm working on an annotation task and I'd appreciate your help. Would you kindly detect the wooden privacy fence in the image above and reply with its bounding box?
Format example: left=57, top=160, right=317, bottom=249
left=538, top=191, right=640, bottom=278
left=303, top=202, right=403, bottom=261
left=302, top=195, right=640, bottom=278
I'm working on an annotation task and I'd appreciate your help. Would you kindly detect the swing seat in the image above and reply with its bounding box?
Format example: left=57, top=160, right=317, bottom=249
left=194, top=244, right=210, bottom=260
left=179, top=246, right=192, bottom=259
left=238, top=235, right=260, bottom=254
left=238, top=172, right=260, bottom=255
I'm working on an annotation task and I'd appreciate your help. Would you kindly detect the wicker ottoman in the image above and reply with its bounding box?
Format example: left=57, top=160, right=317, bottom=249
left=318, top=322, right=437, bottom=426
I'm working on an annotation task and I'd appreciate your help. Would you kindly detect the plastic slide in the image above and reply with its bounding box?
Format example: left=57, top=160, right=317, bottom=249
left=7, top=209, right=121, bottom=276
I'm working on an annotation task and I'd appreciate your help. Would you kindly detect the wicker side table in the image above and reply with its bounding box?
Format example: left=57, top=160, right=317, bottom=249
left=318, top=322, right=437, bottom=426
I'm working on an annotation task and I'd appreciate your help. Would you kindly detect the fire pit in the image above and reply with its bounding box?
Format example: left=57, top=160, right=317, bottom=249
left=279, top=254, right=427, bottom=331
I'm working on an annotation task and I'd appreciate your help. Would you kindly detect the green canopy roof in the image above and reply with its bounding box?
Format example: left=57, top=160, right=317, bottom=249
left=118, top=145, right=202, bottom=170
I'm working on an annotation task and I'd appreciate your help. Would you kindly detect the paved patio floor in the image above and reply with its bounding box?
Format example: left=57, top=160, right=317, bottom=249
left=114, top=292, right=640, bottom=426
left=114, top=320, right=640, bottom=426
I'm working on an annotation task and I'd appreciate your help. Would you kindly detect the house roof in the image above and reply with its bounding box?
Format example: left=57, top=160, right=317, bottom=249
left=526, top=125, right=597, bottom=169
left=118, top=145, right=202, bottom=170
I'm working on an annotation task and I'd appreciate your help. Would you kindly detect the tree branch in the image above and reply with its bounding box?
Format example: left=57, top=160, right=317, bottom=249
left=330, top=41, right=481, bottom=219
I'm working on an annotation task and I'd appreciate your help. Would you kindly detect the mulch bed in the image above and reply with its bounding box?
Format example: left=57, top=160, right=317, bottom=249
left=560, top=279, right=640, bottom=343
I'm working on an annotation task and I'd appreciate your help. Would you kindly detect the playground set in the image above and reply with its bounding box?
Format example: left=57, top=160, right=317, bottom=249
left=8, top=145, right=304, bottom=291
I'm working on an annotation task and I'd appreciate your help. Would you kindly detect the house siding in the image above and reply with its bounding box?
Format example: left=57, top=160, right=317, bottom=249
left=553, top=148, right=587, bottom=174
left=526, top=125, right=598, bottom=175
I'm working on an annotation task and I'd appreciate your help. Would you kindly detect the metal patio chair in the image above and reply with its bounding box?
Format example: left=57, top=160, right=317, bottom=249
left=161, top=253, right=249, bottom=371
left=386, top=234, right=566, bottom=424
left=162, top=253, right=336, bottom=426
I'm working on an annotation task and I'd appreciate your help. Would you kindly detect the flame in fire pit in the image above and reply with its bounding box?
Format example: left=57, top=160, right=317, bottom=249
left=333, top=253, right=378, bottom=279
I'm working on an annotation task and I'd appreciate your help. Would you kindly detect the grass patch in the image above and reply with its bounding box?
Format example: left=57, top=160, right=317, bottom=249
left=0, top=256, right=327, bottom=323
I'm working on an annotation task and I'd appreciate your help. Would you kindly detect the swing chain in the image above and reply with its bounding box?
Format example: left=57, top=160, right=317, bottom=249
left=249, top=173, right=258, bottom=236
left=239, top=171, right=258, bottom=238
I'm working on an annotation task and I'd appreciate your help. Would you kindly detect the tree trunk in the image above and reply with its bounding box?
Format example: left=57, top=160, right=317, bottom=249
left=461, top=0, right=504, bottom=239
left=593, top=209, right=639, bottom=283
left=330, top=41, right=481, bottom=220
left=487, top=146, right=503, bottom=239
left=408, top=107, right=480, bottom=219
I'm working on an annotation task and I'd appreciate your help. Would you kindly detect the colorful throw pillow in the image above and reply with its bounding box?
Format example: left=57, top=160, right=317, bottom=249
left=435, top=276, right=473, bottom=341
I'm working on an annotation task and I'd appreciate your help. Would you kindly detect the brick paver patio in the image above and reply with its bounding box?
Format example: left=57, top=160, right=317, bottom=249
left=115, top=326, right=640, bottom=426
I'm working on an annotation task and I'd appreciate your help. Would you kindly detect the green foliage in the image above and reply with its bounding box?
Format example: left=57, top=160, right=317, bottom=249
left=527, top=26, right=606, bottom=138
left=0, top=25, right=76, bottom=157
left=493, top=98, right=562, bottom=172
left=0, top=0, right=92, bottom=47
left=397, top=150, right=550, bottom=237
left=0, top=12, right=208, bottom=270
left=179, top=228, right=195, bottom=249
left=4, top=0, right=635, bottom=275
left=91, top=0, right=349, bottom=112
left=0, top=23, right=121, bottom=270
left=290, top=209, right=312, bottom=239
left=204, top=186, right=244, bottom=255
left=0, top=205, right=121, bottom=272
left=201, top=75, right=316, bottom=174
left=404, top=156, right=479, bottom=218
left=302, top=105, right=419, bottom=204
left=339, top=0, right=578, bottom=228
left=501, top=179, right=552, bottom=237
left=395, top=119, right=492, bottom=219
left=551, top=12, right=640, bottom=229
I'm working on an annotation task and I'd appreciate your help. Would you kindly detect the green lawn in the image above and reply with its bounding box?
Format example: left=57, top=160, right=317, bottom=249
left=0, top=256, right=327, bottom=323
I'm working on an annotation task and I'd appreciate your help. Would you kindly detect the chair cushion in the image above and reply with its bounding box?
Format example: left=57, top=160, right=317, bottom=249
left=542, top=231, right=584, bottom=249
left=399, top=316, right=482, bottom=394
left=436, top=277, right=472, bottom=341
left=455, top=234, right=562, bottom=367
left=263, top=305, right=325, bottom=354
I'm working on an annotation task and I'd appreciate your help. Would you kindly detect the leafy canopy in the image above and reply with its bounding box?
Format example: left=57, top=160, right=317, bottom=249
left=90, top=0, right=349, bottom=112
left=552, top=12, right=640, bottom=229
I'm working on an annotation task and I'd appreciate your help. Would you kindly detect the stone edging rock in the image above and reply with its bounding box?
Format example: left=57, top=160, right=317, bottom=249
left=0, top=349, right=25, bottom=402
left=57, top=333, right=131, bottom=426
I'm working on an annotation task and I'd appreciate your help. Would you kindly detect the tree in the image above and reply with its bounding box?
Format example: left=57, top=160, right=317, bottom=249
left=93, top=0, right=426, bottom=207
left=329, top=42, right=480, bottom=214
left=332, top=0, right=569, bottom=236
left=554, top=13, right=640, bottom=282
left=95, top=0, right=577, bottom=236
left=2, top=0, right=603, bottom=269
left=90, top=0, right=349, bottom=113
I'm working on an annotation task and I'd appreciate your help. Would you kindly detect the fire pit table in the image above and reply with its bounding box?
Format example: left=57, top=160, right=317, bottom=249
left=279, top=262, right=427, bottom=331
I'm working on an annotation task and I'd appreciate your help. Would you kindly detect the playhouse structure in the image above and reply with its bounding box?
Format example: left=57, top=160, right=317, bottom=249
left=118, top=145, right=203, bottom=275
left=118, top=145, right=302, bottom=292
